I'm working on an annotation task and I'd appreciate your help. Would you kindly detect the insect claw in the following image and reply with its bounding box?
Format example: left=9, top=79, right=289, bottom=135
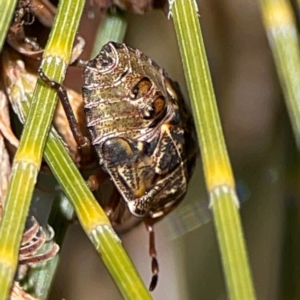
left=150, top=256, right=159, bottom=290
left=149, top=273, right=158, bottom=291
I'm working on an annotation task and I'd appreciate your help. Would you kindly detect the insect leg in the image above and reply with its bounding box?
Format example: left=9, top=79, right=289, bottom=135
left=145, top=218, right=159, bottom=291
left=38, top=68, right=91, bottom=157
left=86, top=169, right=108, bottom=191
left=105, top=188, right=121, bottom=218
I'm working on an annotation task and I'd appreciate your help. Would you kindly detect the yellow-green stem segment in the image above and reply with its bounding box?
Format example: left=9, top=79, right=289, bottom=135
left=259, top=0, right=300, bottom=149
left=44, top=131, right=152, bottom=300
left=170, top=0, right=233, bottom=191
left=91, top=8, right=127, bottom=59
left=0, top=0, right=84, bottom=298
left=170, top=0, right=256, bottom=299
left=0, top=0, right=18, bottom=52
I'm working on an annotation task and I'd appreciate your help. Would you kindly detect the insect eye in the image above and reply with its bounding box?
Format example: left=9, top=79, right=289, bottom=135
left=143, top=96, right=166, bottom=120
left=153, top=97, right=165, bottom=115
left=131, top=77, right=152, bottom=99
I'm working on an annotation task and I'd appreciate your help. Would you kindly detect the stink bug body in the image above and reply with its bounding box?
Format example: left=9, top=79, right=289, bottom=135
left=39, top=42, right=197, bottom=290
left=83, top=42, right=196, bottom=219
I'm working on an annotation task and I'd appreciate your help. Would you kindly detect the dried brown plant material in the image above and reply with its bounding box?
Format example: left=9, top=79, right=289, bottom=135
left=0, top=89, right=19, bottom=148
left=10, top=0, right=36, bottom=35
left=16, top=218, right=59, bottom=295
left=111, top=0, right=153, bottom=13
left=0, top=134, right=11, bottom=216
left=19, top=217, right=59, bottom=266
left=0, top=84, right=16, bottom=213
left=10, top=282, right=41, bottom=300
left=7, top=0, right=57, bottom=59
left=7, top=1, right=43, bottom=59
left=31, top=0, right=56, bottom=28
left=2, top=49, right=38, bottom=123
left=89, top=0, right=167, bottom=14
left=1, top=49, right=85, bottom=164
left=8, top=218, right=59, bottom=299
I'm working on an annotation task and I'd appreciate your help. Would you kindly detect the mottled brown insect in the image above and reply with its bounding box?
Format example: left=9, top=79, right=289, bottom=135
left=39, top=42, right=196, bottom=290
left=83, top=42, right=196, bottom=219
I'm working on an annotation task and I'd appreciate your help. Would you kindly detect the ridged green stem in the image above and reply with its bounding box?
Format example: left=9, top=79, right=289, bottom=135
left=45, top=131, right=152, bottom=300
left=0, top=0, right=84, bottom=298
left=259, top=0, right=300, bottom=149
left=170, top=1, right=256, bottom=299
left=0, top=0, right=17, bottom=52
left=91, top=8, right=127, bottom=59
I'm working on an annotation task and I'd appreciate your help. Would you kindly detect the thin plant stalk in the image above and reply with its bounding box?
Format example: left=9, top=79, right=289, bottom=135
left=259, top=0, right=300, bottom=297
left=0, top=0, right=85, bottom=298
left=259, top=0, right=300, bottom=149
left=90, top=7, right=127, bottom=59
left=45, top=130, right=152, bottom=300
left=0, top=0, right=17, bottom=52
left=169, top=1, right=256, bottom=299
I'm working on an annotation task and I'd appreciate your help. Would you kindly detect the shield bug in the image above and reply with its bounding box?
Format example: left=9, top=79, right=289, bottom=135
left=39, top=42, right=197, bottom=290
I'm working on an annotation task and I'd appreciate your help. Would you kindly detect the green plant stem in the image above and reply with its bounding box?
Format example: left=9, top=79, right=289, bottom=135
left=21, top=192, right=72, bottom=299
left=0, top=0, right=17, bottom=52
left=170, top=1, right=256, bottom=299
left=0, top=0, right=84, bottom=298
left=91, top=7, right=127, bottom=58
left=45, top=130, right=152, bottom=300
left=259, top=0, right=300, bottom=149
left=21, top=233, right=60, bottom=299
left=49, top=191, right=75, bottom=247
